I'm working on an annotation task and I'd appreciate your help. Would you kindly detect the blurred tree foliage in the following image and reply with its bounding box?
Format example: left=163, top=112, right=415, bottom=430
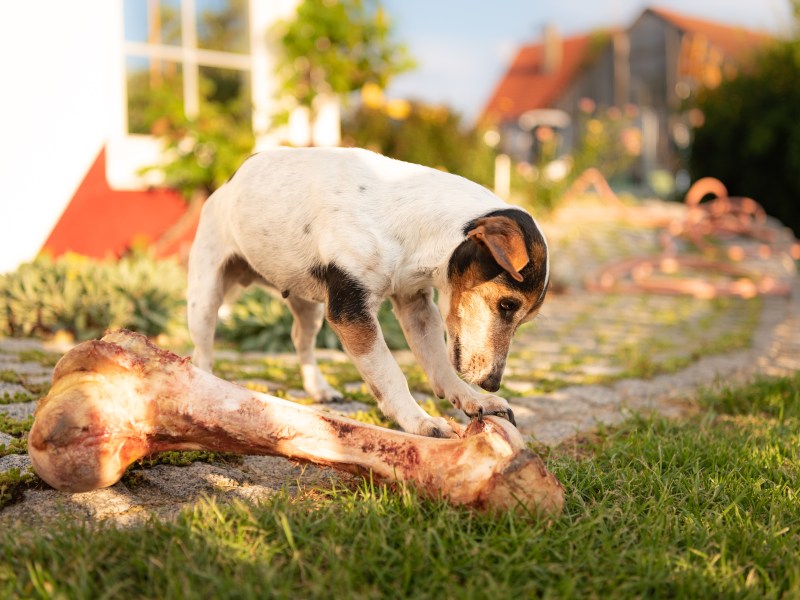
left=342, top=102, right=496, bottom=187
left=140, top=78, right=254, bottom=200
left=134, top=0, right=254, bottom=199
left=690, top=3, right=800, bottom=235
left=272, top=0, right=414, bottom=135
left=138, top=78, right=254, bottom=199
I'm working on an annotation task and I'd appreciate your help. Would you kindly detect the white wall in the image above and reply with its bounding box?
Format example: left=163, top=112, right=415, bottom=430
left=0, top=0, right=121, bottom=273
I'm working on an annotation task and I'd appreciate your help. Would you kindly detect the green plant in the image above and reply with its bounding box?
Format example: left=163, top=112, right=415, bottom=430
left=521, top=104, right=640, bottom=211
left=0, top=391, right=35, bottom=405
left=0, top=414, right=34, bottom=438
left=0, top=413, right=32, bottom=459
left=131, top=0, right=254, bottom=199
left=0, top=253, right=186, bottom=341
left=16, top=350, right=60, bottom=368
left=141, top=80, right=255, bottom=200
left=0, top=468, right=36, bottom=511
left=216, top=287, right=331, bottom=353
left=0, top=437, right=26, bottom=459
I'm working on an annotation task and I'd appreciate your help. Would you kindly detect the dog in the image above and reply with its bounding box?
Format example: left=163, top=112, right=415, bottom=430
left=188, top=147, right=549, bottom=438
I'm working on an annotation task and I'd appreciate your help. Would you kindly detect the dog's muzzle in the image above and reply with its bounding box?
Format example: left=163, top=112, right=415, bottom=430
left=477, top=371, right=503, bottom=393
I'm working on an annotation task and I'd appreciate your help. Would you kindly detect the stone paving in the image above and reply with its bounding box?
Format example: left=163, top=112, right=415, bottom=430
left=1, top=197, right=798, bottom=524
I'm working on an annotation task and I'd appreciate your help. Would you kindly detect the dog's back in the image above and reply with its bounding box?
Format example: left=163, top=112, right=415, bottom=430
left=201, top=147, right=510, bottom=300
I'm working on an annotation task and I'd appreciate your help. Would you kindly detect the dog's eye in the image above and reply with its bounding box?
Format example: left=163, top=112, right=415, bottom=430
left=498, top=299, right=521, bottom=314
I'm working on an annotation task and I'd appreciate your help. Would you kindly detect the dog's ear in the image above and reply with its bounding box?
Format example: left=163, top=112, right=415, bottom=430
left=467, top=216, right=529, bottom=282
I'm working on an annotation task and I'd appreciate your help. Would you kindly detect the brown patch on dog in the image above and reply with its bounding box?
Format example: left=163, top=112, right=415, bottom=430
left=446, top=261, right=480, bottom=333
left=333, top=320, right=378, bottom=356
left=467, top=216, right=530, bottom=282
left=447, top=269, right=529, bottom=335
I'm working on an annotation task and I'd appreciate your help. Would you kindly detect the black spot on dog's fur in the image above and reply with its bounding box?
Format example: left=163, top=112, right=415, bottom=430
left=310, top=263, right=371, bottom=324
left=452, top=335, right=462, bottom=373
left=359, top=185, right=367, bottom=193
left=303, top=223, right=312, bottom=235
left=310, top=263, right=327, bottom=283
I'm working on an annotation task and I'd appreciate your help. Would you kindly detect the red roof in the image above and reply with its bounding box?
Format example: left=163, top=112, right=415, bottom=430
left=42, top=148, right=197, bottom=260
left=479, top=8, right=771, bottom=128
left=479, top=34, right=598, bottom=127
left=648, top=7, right=770, bottom=60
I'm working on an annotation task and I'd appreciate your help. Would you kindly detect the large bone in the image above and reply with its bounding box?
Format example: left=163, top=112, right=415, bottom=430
left=28, top=330, right=564, bottom=516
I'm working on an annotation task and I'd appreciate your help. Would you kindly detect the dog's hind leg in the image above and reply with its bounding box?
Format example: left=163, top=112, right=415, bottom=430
left=187, top=206, right=240, bottom=373
left=187, top=264, right=225, bottom=373
left=286, top=296, right=343, bottom=402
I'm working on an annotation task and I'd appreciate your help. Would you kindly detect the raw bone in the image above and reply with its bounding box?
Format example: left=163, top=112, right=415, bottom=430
left=28, top=330, right=564, bottom=516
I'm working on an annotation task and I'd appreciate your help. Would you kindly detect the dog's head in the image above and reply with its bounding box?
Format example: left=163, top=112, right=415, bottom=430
left=440, top=209, right=549, bottom=392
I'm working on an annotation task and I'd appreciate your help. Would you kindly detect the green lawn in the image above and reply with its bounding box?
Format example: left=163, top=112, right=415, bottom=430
left=1, top=373, right=799, bottom=599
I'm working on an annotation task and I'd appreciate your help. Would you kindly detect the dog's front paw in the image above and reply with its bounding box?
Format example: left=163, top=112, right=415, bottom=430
left=408, top=416, right=459, bottom=439
left=460, top=394, right=516, bottom=427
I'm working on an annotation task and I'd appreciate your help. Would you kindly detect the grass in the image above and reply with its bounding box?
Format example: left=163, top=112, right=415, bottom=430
left=0, top=373, right=798, bottom=598
left=16, top=350, right=61, bottom=368
left=0, top=469, right=36, bottom=513
left=0, top=414, right=33, bottom=462
left=0, top=390, right=36, bottom=405
left=0, top=414, right=33, bottom=439
left=0, top=353, right=53, bottom=404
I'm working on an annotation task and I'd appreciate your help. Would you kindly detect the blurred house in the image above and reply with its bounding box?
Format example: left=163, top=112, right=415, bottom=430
left=480, top=7, right=770, bottom=189
left=0, top=0, right=339, bottom=273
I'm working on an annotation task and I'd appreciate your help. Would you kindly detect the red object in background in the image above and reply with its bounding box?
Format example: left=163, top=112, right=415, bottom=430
left=480, top=34, right=593, bottom=126
left=42, top=148, right=198, bottom=260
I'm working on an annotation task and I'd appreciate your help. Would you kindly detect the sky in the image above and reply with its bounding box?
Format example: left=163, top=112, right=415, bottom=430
left=381, top=0, right=793, bottom=124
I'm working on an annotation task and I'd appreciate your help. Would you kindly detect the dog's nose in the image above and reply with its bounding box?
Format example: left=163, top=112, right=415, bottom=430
left=478, top=372, right=502, bottom=393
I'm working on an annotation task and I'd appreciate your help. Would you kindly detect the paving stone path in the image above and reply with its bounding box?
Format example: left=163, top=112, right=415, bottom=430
left=2, top=198, right=798, bottom=525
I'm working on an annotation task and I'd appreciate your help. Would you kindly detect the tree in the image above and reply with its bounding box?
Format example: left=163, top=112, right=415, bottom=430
left=272, top=0, right=414, bottom=145
left=690, top=4, right=800, bottom=235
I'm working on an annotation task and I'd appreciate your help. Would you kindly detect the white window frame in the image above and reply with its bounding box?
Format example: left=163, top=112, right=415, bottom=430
left=109, top=0, right=299, bottom=190
left=122, top=0, right=253, bottom=130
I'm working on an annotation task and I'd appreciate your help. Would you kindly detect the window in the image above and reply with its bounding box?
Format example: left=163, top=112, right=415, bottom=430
left=123, top=0, right=251, bottom=134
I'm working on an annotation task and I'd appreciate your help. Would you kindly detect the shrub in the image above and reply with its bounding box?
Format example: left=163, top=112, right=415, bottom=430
left=0, top=253, right=186, bottom=341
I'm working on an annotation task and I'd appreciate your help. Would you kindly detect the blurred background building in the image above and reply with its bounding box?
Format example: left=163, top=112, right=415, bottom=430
left=480, top=7, right=768, bottom=192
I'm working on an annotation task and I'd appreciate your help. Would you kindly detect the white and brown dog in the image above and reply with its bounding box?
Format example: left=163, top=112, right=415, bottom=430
left=188, top=147, right=549, bottom=438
